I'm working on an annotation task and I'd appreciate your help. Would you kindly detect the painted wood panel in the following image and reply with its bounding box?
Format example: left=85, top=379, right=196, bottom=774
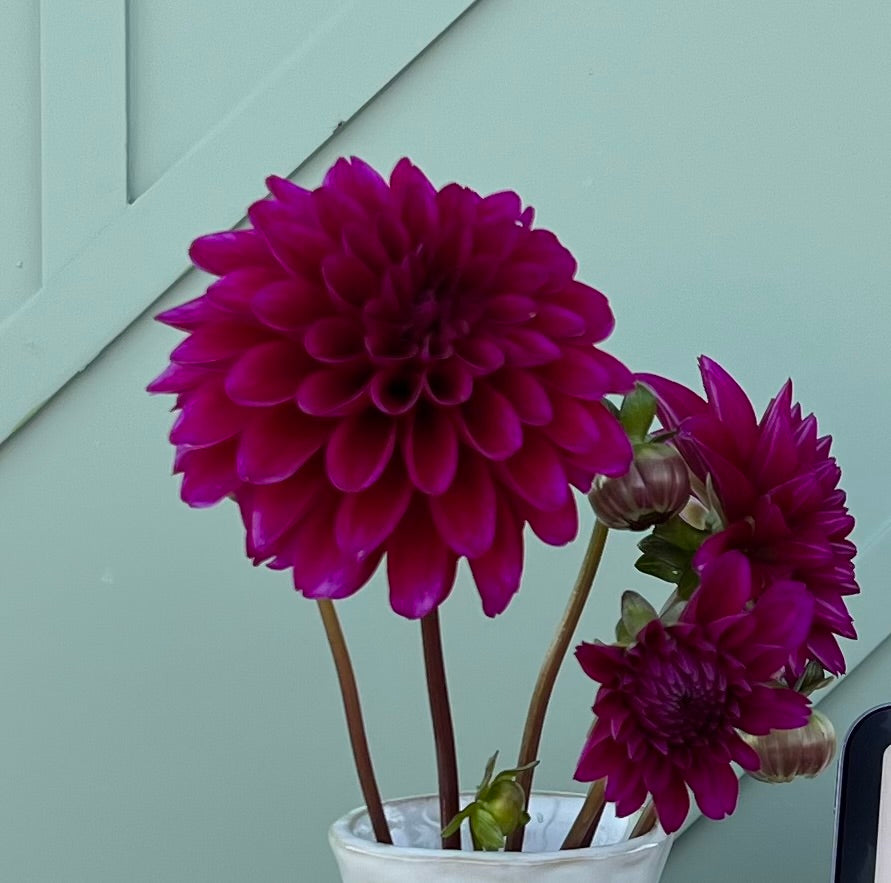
left=0, top=0, right=477, bottom=442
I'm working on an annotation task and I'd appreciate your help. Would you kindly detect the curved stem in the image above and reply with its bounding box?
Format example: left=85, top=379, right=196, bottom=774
left=317, top=600, right=392, bottom=844
left=421, top=610, right=461, bottom=849
left=561, top=779, right=606, bottom=849
left=506, top=520, right=610, bottom=852
left=629, top=801, right=657, bottom=838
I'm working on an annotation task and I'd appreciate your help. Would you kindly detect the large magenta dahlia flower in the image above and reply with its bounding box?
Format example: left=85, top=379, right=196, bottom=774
left=574, top=552, right=813, bottom=834
left=638, top=357, right=857, bottom=674
left=149, top=157, right=634, bottom=618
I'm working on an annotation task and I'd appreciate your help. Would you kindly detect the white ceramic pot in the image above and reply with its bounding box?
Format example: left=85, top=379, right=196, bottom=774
left=329, top=792, right=673, bottom=882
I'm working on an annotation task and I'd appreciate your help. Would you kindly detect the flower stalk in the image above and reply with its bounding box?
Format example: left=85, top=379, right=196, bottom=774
left=317, top=600, right=392, bottom=844
left=421, top=610, right=461, bottom=849
left=505, top=519, right=610, bottom=852
left=561, top=779, right=606, bottom=849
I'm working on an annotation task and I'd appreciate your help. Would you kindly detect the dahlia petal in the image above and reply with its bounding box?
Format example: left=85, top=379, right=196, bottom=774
left=552, top=282, right=615, bottom=342
left=189, top=230, right=271, bottom=275
left=156, top=296, right=225, bottom=331
left=487, top=369, right=550, bottom=427
left=520, top=228, right=577, bottom=281
left=296, top=364, right=371, bottom=416
left=325, top=409, right=396, bottom=493
left=265, top=175, right=315, bottom=219
left=542, top=347, right=634, bottom=399
left=170, top=382, right=250, bottom=447
left=532, top=304, right=587, bottom=339
left=808, top=628, right=848, bottom=674
left=370, top=367, right=424, bottom=415
left=147, top=363, right=208, bottom=394
left=500, top=328, right=562, bottom=366
left=424, top=360, right=473, bottom=406
left=248, top=200, right=332, bottom=275
left=544, top=395, right=602, bottom=454
left=376, top=209, right=411, bottom=262
left=636, top=373, right=708, bottom=428
left=738, top=685, right=810, bottom=734
left=727, top=733, right=761, bottom=771
left=750, top=398, right=800, bottom=490
left=236, top=407, right=328, bottom=483
left=304, top=316, right=364, bottom=362
left=324, top=156, right=389, bottom=210
left=225, top=342, right=310, bottom=406
left=207, top=267, right=280, bottom=314
left=251, top=279, right=330, bottom=331
left=341, top=221, right=390, bottom=272
left=455, top=337, right=505, bottom=375
left=429, top=452, right=497, bottom=557
left=584, top=403, right=634, bottom=477
left=690, top=443, right=757, bottom=521
left=390, top=158, right=438, bottom=239
left=321, top=252, right=379, bottom=309
left=478, top=190, right=522, bottom=223
left=698, top=357, right=758, bottom=460
left=246, top=469, right=327, bottom=554
left=522, top=493, right=579, bottom=546
left=684, top=552, right=752, bottom=625
left=468, top=496, right=524, bottom=616
left=496, top=261, right=551, bottom=293
left=402, top=403, right=459, bottom=494
left=485, top=294, right=538, bottom=325
left=576, top=641, right=626, bottom=683
left=171, top=323, right=269, bottom=366
left=387, top=500, right=457, bottom=618
left=291, top=518, right=383, bottom=601
left=501, top=432, right=570, bottom=511
left=686, top=759, right=738, bottom=821
left=459, top=384, right=523, bottom=460
left=335, top=463, right=414, bottom=555
left=651, top=771, right=690, bottom=835
left=177, top=440, right=240, bottom=508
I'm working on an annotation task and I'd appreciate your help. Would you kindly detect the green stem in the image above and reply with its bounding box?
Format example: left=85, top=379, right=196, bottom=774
left=561, top=779, right=606, bottom=849
left=421, top=609, right=461, bottom=849
left=317, top=600, right=392, bottom=844
left=506, top=520, right=610, bottom=852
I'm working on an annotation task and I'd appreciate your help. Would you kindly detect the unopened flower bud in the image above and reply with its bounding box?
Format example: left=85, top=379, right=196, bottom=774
left=479, top=779, right=527, bottom=836
left=589, top=443, right=691, bottom=531
left=741, top=708, right=836, bottom=783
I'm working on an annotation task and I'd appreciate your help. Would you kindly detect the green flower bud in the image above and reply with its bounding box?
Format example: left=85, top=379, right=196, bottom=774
left=590, top=443, right=691, bottom=531
left=441, top=752, right=538, bottom=851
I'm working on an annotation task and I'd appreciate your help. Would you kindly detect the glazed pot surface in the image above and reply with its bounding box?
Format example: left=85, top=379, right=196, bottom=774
left=329, top=792, right=673, bottom=882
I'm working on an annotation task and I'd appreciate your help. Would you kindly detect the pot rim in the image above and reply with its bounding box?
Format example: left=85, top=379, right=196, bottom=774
left=329, top=790, right=669, bottom=864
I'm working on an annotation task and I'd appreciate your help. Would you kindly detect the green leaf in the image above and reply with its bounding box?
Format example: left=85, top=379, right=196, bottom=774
left=621, top=590, right=658, bottom=639
left=619, top=384, right=657, bottom=442
left=615, top=616, right=634, bottom=645
left=441, top=806, right=472, bottom=839
left=637, top=535, right=692, bottom=571
left=476, top=752, right=499, bottom=796
left=635, top=553, right=682, bottom=584
left=469, top=806, right=505, bottom=851
left=675, top=567, right=700, bottom=600
left=651, top=516, right=711, bottom=553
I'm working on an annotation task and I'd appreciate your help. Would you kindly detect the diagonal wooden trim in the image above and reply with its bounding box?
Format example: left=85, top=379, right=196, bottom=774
left=40, top=0, right=129, bottom=279
left=3, top=0, right=478, bottom=444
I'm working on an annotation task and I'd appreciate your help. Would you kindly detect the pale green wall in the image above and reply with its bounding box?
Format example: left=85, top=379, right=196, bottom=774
left=2, top=1, right=890, bottom=880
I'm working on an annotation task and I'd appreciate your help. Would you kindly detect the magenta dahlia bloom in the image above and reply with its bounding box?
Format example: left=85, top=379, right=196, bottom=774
left=149, top=157, right=634, bottom=618
left=638, top=357, right=857, bottom=674
left=574, top=552, right=813, bottom=834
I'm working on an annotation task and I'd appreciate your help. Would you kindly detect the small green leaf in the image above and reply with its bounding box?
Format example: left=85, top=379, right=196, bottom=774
left=651, top=516, right=711, bottom=553
left=637, top=534, right=692, bottom=571
left=619, top=384, right=657, bottom=442
left=441, top=806, right=472, bottom=839
left=621, top=590, right=658, bottom=639
left=675, top=567, right=700, bottom=600
left=470, top=806, right=505, bottom=851
left=615, top=616, right=634, bottom=645
left=476, top=752, right=499, bottom=795
left=635, top=554, right=682, bottom=583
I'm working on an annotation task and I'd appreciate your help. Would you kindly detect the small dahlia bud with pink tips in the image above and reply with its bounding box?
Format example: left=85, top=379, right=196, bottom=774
left=741, top=708, right=836, bottom=784
left=589, top=442, right=691, bottom=530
